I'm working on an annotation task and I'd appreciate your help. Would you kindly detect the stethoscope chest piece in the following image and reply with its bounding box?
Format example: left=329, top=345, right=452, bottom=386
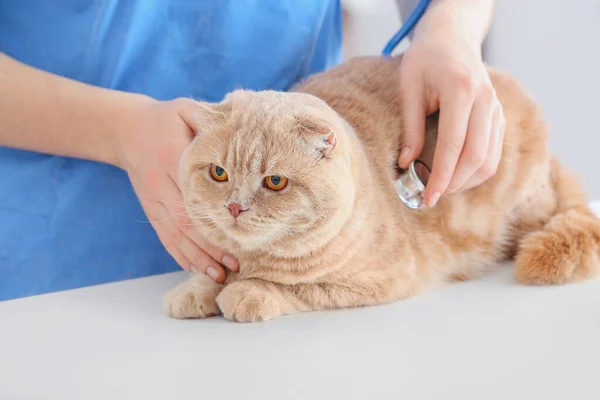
left=395, top=160, right=431, bottom=209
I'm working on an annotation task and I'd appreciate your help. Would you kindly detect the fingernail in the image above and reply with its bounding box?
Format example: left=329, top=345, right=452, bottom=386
left=428, top=192, right=441, bottom=207
left=207, top=266, right=219, bottom=280
left=399, top=147, right=412, bottom=165
left=222, top=254, right=239, bottom=271
left=191, top=266, right=199, bottom=274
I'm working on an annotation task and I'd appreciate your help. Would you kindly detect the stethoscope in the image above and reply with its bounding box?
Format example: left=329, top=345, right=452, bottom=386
left=382, top=0, right=432, bottom=209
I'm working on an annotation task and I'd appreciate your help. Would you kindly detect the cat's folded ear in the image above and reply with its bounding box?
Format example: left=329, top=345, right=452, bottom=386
left=294, top=117, right=337, bottom=158
left=182, top=99, right=232, bottom=135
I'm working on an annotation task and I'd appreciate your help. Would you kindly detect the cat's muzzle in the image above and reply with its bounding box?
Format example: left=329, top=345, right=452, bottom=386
left=395, top=160, right=431, bottom=209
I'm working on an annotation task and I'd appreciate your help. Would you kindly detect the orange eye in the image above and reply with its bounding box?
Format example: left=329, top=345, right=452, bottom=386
left=210, top=164, right=228, bottom=182
left=264, top=175, right=288, bottom=191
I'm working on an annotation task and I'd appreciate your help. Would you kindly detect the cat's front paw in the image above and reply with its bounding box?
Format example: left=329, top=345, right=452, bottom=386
left=216, top=281, right=283, bottom=323
left=163, top=275, right=222, bottom=319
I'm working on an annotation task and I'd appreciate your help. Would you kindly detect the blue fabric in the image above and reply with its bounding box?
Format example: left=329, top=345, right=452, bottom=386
left=0, top=0, right=342, bottom=301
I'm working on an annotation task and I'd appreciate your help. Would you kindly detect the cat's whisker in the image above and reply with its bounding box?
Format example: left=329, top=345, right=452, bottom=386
left=262, top=226, right=310, bottom=252
left=182, top=214, right=217, bottom=223
left=185, top=207, right=221, bottom=217
left=186, top=219, right=215, bottom=225
left=137, top=193, right=187, bottom=207
left=276, top=226, right=309, bottom=243
left=135, top=207, right=217, bottom=226
left=137, top=194, right=218, bottom=216
left=185, top=211, right=214, bottom=219
left=134, top=211, right=195, bottom=224
left=153, top=211, right=213, bottom=224
left=204, top=225, right=222, bottom=239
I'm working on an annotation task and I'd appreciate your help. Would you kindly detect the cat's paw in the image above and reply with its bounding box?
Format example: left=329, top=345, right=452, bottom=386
left=163, top=275, right=222, bottom=319
left=216, top=281, right=282, bottom=323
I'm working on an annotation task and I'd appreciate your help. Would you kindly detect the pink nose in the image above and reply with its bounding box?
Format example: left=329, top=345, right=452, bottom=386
left=227, top=203, right=247, bottom=218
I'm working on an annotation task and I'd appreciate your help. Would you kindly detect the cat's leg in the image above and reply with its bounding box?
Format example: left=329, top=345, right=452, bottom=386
left=163, top=274, right=222, bottom=319
left=215, top=280, right=294, bottom=323
left=216, top=276, right=413, bottom=323
left=514, top=158, right=600, bottom=284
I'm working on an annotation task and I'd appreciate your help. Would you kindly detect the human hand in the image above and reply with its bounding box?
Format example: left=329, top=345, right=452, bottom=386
left=397, top=29, right=505, bottom=207
left=115, top=97, right=239, bottom=282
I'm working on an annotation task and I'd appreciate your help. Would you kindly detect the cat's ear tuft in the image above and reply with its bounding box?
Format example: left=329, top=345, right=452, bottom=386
left=295, top=117, right=337, bottom=158
left=321, top=130, right=337, bottom=158
left=186, top=100, right=232, bottom=135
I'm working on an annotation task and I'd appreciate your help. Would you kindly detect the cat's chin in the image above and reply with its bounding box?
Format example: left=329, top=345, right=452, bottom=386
left=202, top=218, right=294, bottom=253
left=208, top=221, right=267, bottom=250
left=226, top=227, right=268, bottom=246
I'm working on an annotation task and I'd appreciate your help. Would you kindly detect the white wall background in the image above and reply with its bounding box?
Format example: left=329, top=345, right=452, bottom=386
left=486, top=0, right=600, bottom=199
left=342, top=0, right=600, bottom=199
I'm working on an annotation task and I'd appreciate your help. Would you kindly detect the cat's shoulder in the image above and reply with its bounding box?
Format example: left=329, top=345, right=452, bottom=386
left=293, top=56, right=400, bottom=92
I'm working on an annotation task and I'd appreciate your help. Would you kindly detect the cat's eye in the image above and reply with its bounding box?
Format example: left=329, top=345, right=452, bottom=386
left=264, top=175, right=288, bottom=191
left=210, top=164, right=228, bottom=182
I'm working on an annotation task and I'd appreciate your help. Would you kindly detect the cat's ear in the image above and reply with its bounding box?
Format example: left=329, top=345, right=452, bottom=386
left=183, top=99, right=232, bottom=135
left=295, top=117, right=337, bottom=158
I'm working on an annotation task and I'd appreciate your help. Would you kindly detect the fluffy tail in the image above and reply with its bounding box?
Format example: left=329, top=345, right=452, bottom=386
left=514, top=158, right=600, bottom=284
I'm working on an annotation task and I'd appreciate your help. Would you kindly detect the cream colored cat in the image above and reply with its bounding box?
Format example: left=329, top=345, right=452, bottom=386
left=163, top=55, right=600, bottom=322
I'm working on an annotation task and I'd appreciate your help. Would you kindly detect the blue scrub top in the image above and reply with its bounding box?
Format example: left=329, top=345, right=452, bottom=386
left=0, top=0, right=342, bottom=301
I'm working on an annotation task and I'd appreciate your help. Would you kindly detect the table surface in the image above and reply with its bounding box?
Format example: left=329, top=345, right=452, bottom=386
left=2, top=205, right=600, bottom=400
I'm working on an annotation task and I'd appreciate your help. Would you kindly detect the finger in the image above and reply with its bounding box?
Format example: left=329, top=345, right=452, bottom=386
left=155, top=204, right=227, bottom=283
left=445, top=92, right=494, bottom=194
left=182, top=224, right=239, bottom=272
left=151, top=217, right=193, bottom=273
left=398, top=80, right=427, bottom=168
left=142, top=174, right=227, bottom=283
left=177, top=233, right=227, bottom=283
left=459, top=105, right=504, bottom=192
left=175, top=97, right=203, bottom=133
left=160, top=202, right=228, bottom=283
left=425, top=81, right=475, bottom=206
left=163, top=173, right=239, bottom=272
left=137, top=194, right=194, bottom=273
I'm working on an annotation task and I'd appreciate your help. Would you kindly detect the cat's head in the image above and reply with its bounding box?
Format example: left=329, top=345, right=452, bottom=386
left=179, top=90, right=357, bottom=255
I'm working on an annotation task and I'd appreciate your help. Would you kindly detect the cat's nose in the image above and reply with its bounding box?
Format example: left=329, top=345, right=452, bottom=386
left=227, top=203, right=247, bottom=218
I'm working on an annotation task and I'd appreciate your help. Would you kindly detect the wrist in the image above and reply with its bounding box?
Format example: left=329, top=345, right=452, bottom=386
left=0, top=54, right=159, bottom=167
left=106, top=91, right=157, bottom=170
left=414, top=24, right=483, bottom=60
left=412, top=0, right=491, bottom=56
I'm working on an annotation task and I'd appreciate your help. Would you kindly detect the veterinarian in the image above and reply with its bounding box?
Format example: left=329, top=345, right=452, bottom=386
left=0, top=0, right=499, bottom=301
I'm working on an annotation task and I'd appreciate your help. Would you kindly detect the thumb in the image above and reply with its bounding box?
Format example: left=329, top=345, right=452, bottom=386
left=174, top=97, right=202, bottom=133
left=163, top=98, right=198, bottom=185
left=398, top=85, right=427, bottom=169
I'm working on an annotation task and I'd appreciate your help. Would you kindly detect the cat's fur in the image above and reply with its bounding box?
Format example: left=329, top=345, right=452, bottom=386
left=163, top=56, right=600, bottom=322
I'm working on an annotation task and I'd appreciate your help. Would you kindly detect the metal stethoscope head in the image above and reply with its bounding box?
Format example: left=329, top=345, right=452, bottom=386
left=395, top=160, right=431, bottom=209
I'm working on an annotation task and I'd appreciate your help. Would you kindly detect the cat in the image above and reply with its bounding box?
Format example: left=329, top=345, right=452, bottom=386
left=163, top=55, right=600, bottom=322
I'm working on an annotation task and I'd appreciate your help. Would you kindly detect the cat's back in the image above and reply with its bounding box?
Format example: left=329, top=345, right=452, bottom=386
left=292, top=55, right=403, bottom=140
left=293, top=56, right=401, bottom=100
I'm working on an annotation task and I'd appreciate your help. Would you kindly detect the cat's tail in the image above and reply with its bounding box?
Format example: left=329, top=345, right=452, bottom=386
left=514, top=157, right=600, bottom=284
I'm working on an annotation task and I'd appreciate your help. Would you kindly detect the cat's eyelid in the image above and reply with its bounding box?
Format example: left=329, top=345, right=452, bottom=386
left=263, top=173, right=289, bottom=180
left=191, top=163, right=209, bottom=172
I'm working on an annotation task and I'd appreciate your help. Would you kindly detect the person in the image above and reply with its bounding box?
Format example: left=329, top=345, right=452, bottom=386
left=0, top=0, right=501, bottom=301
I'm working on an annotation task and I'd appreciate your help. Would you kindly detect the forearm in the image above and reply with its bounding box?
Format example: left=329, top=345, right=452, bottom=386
left=397, top=0, right=494, bottom=53
left=0, top=53, right=152, bottom=167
